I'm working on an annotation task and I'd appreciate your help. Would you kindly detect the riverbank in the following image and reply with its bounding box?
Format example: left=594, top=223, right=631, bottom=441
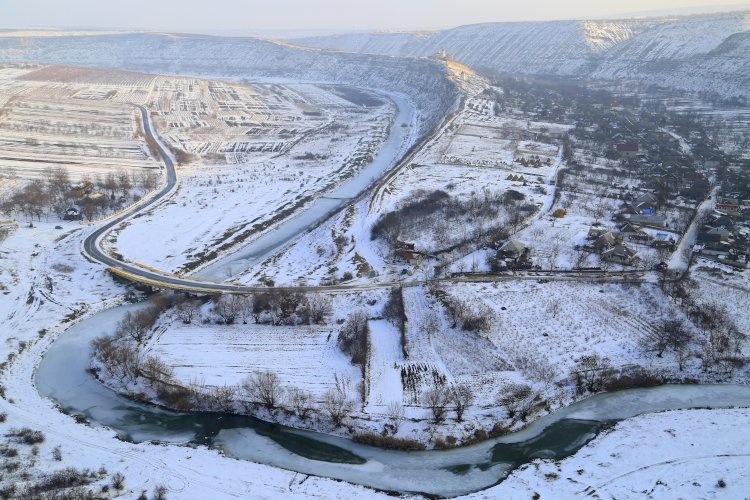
left=36, top=296, right=750, bottom=495
left=12, top=224, right=750, bottom=498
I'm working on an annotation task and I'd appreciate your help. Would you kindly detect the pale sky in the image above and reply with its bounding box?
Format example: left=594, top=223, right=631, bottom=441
left=1, top=0, right=749, bottom=35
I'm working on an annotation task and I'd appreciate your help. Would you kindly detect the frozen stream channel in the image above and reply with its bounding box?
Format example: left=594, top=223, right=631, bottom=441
left=36, top=302, right=750, bottom=496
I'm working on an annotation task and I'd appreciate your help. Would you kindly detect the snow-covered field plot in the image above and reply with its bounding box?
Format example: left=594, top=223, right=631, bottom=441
left=450, top=281, right=680, bottom=378
left=399, top=286, right=513, bottom=408
left=441, top=124, right=516, bottom=167
left=486, top=408, right=750, bottom=499
left=692, top=265, right=750, bottom=335
left=364, top=320, right=405, bottom=411
left=145, top=323, right=359, bottom=400
left=148, top=78, right=390, bottom=165
left=110, top=83, right=394, bottom=273
left=0, top=70, right=159, bottom=181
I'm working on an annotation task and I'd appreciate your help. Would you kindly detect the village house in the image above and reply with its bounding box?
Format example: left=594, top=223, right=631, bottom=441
left=628, top=214, right=667, bottom=227
left=716, top=198, right=742, bottom=216
left=498, top=239, right=528, bottom=261
left=602, top=244, right=638, bottom=265
left=593, top=231, right=619, bottom=253
left=617, top=142, right=642, bottom=159
left=618, top=222, right=651, bottom=243
left=63, top=206, right=83, bottom=221
left=395, top=241, right=421, bottom=265
left=586, top=227, right=609, bottom=240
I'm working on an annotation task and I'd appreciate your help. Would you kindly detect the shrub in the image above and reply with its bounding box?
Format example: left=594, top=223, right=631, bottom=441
left=604, top=369, right=663, bottom=392
left=111, top=472, right=125, bottom=490
left=156, top=385, right=194, bottom=411
left=0, top=446, right=18, bottom=457
left=337, top=311, right=369, bottom=366
left=352, top=433, right=426, bottom=451
left=6, top=427, right=45, bottom=444
left=21, top=467, right=93, bottom=496
left=153, top=484, right=168, bottom=500
left=0, top=484, right=15, bottom=499
left=463, top=429, right=489, bottom=446
left=489, top=422, right=510, bottom=438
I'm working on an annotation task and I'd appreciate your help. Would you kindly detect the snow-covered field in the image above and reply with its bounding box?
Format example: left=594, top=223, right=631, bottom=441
left=238, top=90, right=565, bottom=286
left=0, top=67, right=159, bottom=182
left=146, top=321, right=360, bottom=400
left=108, top=82, right=395, bottom=273
left=487, top=408, right=750, bottom=499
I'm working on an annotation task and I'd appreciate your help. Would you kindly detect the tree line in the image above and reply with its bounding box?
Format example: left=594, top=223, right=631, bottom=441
left=1, top=167, right=160, bottom=222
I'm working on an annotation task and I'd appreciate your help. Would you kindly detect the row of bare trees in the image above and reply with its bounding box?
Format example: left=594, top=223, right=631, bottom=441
left=422, top=381, right=475, bottom=423
left=0, top=167, right=159, bottom=221
left=172, top=292, right=333, bottom=327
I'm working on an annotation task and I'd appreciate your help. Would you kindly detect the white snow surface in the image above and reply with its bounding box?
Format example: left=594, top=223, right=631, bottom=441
left=478, top=408, right=750, bottom=499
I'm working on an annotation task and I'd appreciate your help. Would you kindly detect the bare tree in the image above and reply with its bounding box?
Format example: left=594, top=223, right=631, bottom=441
left=323, top=388, right=354, bottom=427
left=640, top=320, right=673, bottom=358
left=175, top=299, right=199, bottom=324
left=117, top=170, right=132, bottom=196
left=424, top=382, right=449, bottom=423
left=574, top=247, right=589, bottom=269
left=386, top=401, right=405, bottom=434
left=574, top=354, right=612, bottom=393
left=675, top=342, right=690, bottom=371
left=547, top=244, right=561, bottom=270
left=115, top=310, right=157, bottom=344
left=450, top=384, right=474, bottom=422
left=214, top=295, right=248, bottom=325
left=337, top=311, right=369, bottom=366
left=288, top=387, right=315, bottom=420
left=209, top=385, right=237, bottom=413
left=243, top=371, right=285, bottom=409
left=306, top=295, right=332, bottom=325
left=498, top=383, right=534, bottom=421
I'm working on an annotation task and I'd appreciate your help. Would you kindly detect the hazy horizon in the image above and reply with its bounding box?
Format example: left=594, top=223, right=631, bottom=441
left=0, top=0, right=749, bottom=37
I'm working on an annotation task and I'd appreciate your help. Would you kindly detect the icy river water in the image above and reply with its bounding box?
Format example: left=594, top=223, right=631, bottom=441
left=36, top=302, right=750, bottom=497
left=33, top=87, right=750, bottom=497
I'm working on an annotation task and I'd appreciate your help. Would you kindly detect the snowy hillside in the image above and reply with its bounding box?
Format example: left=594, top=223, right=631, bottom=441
left=298, top=20, right=654, bottom=74
left=0, top=33, right=460, bottom=139
left=295, top=11, right=750, bottom=97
